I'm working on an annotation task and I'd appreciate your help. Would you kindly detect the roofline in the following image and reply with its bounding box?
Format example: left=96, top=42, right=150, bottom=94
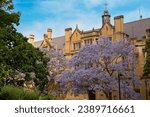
left=34, top=17, right=150, bottom=42
left=52, top=36, right=65, bottom=39
left=124, top=17, right=150, bottom=25
left=34, top=36, right=65, bottom=42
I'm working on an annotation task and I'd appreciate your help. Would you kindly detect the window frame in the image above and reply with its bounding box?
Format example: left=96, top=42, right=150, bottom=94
left=74, top=42, right=81, bottom=50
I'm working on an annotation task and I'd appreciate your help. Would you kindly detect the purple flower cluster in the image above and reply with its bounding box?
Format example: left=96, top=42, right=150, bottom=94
left=57, top=38, right=141, bottom=99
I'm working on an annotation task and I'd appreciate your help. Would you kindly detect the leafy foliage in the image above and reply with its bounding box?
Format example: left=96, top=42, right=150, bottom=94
left=0, top=0, right=20, bottom=28
left=39, top=93, right=58, bottom=100
left=0, top=85, right=39, bottom=100
left=0, top=85, right=57, bottom=100
left=47, top=49, right=67, bottom=81
left=42, top=49, right=67, bottom=95
left=143, top=33, right=150, bottom=77
left=22, top=90, right=39, bottom=100
left=0, top=0, right=49, bottom=92
left=0, top=85, right=24, bottom=100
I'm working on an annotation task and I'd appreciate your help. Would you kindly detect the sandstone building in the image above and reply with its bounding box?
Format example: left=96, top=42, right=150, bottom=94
left=29, top=8, right=150, bottom=99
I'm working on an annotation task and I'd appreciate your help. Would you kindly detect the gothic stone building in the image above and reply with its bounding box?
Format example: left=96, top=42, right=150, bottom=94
left=29, top=9, right=150, bottom=99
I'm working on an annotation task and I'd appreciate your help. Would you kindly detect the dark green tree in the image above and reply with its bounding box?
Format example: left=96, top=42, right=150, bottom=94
left=143, top=32, right=150, bottom=99
left=0, top=0, right=49, bottom=92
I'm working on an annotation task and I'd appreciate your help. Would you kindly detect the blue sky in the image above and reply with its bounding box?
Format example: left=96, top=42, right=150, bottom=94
left=13, top=0, right=150, bottom=41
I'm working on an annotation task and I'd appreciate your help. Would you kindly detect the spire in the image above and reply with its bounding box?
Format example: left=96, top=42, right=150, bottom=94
left=76, top=24, right=78, bottom=29
left=104, top=0, right=108, bottom=11
left=104, top=0, right=109, bottom=15
left=139, top=8, right=143, bottom=20
left=102, top=0, right=110, bottom=24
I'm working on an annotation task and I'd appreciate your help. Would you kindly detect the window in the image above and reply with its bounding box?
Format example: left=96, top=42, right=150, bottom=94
left=74, top=42, right=81, bottom=50
left=84, top=39, right=92, bottom=45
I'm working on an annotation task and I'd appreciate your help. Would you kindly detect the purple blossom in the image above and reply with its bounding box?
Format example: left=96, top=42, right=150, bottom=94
left=45, top=49, right=67, bottom=95
left=58, top=37, right=142, bottom=99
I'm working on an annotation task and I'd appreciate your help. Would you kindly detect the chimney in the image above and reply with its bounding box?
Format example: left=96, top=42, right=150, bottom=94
left=64, top=28, right=72, bottom=54
left=29, top=34, right=34, bottom=46
left=114, top=15, right=124, bottom=33
left=114, top=15, right=124, bottom=40
left=47, top=28, right=52, bottom=41
left=44, top=33, right=47, bottom=39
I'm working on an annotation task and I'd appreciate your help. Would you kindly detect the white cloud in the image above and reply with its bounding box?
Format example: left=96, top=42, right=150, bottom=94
left=17, top=21, right=45, bottom=41
left=17, top=0, right=104, bottom=41
left=18, top=10, right=102, bottom=41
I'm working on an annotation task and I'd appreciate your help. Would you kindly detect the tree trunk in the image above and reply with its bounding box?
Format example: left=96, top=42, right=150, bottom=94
left=108, top=92, right=112, bottom=100
left=118, top=74, right=121, bottom=100
left=88, top=90, right=96, bottom=100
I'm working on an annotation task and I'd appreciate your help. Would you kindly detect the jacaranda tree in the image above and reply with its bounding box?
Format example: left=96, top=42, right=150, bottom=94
left=46, top=49, right=67, bottom=96
left=58, top=37, right=141, bottom=100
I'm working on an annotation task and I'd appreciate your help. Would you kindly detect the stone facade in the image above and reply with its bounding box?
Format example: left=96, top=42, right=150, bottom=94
left=29, top=9, right=150, bottom=99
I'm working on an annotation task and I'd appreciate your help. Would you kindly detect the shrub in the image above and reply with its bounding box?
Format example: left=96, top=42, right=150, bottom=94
left=39, top=93, right=57, bottom=100
left=0, top=85, right=39, bottom=100
left=22, top=90, right=39, bottom=100
left=0, top=85, right=57, bottom=100
left=0, top=85, right=24, bottom=100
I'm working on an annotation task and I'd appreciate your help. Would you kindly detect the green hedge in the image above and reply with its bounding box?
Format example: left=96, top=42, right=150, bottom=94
left=22, top=90, right=39, bottom=100
left=0, top=85, right=38, bottom=100
left=39, top=93, right=57, bottom=100
left=0, top=85, right=57, bottom=100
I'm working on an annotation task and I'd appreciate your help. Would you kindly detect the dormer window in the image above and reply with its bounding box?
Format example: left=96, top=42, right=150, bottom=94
left=84, top=39, right=92, bottom=45
left=74, top=42, right=81, bottom=50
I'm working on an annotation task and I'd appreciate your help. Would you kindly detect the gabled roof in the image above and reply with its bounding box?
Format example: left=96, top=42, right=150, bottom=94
left=34, top=40, right=42, bottom=48
left=124, top=18, right=150, bottom=40
left=81, top=18, right=150, bottom=40
left=52, top=36, right=65, bottom=50
left=34, top=36, right=65, bottom=50
left=70, top=26, right=81, bottom=39
left=34, top=17, right=150, bottom=50
left=83, top=28, right=99, bottom=33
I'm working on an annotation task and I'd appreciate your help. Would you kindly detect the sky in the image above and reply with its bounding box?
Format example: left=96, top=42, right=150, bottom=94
left=13, top=0, right=150, bottom=41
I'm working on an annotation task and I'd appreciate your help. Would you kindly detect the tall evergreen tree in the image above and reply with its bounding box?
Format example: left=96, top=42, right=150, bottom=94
left=143, top=33, right=150, bottom=77
left=0, top=0, right=49, bottom=92
left=143, top=32, right=150, bottom=99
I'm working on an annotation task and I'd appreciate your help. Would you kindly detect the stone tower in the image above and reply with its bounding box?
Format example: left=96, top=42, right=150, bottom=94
left=102, top=2, right=110, bottom=24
